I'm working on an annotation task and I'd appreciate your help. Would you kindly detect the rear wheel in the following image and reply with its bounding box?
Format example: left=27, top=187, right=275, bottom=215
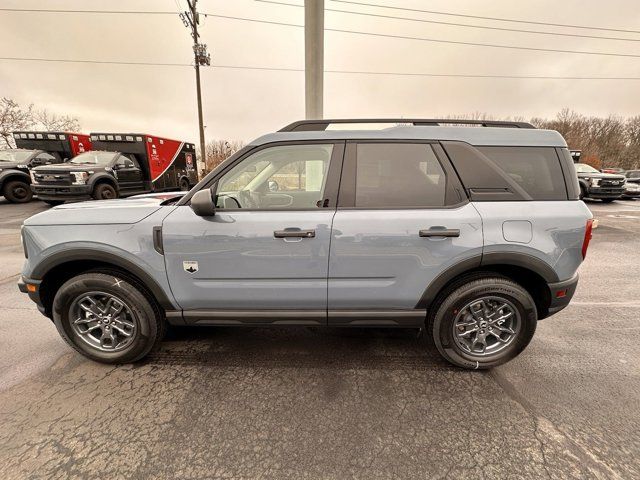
left=52, top=272, right=165, bottom=363
left=93, top=183, right=118, bottom=200
left=3, top=179, right=33, bottom=203
left=430, top=275, right=537, bottom=369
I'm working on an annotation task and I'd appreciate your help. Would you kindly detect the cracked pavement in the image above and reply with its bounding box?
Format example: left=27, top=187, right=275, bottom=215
left=0, top=198, right=639, bottom=479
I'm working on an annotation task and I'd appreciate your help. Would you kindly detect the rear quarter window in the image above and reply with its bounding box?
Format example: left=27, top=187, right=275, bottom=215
left=477, top=147, right=567, bottom=201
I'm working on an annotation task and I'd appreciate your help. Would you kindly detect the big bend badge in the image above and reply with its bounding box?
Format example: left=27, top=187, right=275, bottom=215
left=183, top=261, right=199, bottom=274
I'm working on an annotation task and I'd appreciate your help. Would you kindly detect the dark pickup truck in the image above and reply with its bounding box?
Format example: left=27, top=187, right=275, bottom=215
left=574, top=162, right=626, bottom=202
left=31, top=133, right=198, bottom=204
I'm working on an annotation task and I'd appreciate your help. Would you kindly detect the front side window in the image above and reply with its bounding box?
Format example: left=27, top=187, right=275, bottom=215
left=70, top=151, right=116, bottom=166
left=215, top=144, right=333, bottom=209
left=355, top=143, right=446, bottom=208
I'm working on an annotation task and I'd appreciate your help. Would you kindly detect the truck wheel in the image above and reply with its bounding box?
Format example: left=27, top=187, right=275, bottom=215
left=3, top=180, right=33, bottom=203
left=430, top=275, right=537, bottom=370
left=52, top=272, right=165, bottom=364
left=179, top=178, right=190, bottom=191
left=93, top=183, right=117, bottom=200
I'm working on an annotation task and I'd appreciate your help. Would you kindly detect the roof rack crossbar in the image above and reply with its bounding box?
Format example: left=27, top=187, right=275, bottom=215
left=279, top=119, right=535, bottom=132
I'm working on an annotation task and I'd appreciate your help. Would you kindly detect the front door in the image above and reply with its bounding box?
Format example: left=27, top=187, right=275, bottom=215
left=162, top=141, right=344, bottom=325
left=114, top=154, right=144, bottom=193
left=328, top=142, right=483, bottom=326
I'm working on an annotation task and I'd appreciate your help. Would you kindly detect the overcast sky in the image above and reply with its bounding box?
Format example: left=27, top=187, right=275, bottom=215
left=1, top=0, right=639, bottom=142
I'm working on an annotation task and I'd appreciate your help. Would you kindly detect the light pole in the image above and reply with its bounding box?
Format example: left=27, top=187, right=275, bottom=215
left=304, top=0, right=324, bottom=120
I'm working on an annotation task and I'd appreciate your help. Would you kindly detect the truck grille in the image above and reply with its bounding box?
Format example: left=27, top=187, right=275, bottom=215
left=600, top=178, right=624, bottom=188
left=33, top=172, right=72, bottom=186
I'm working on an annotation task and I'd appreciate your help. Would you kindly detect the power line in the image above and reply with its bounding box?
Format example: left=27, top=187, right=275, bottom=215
left=3, top=57, right=640, bottom=80
left=0, top=7, right=176, bottom=14
left=329, top=0, right=640, bottom=35
left=2, top=7, right=640, bottom=58
left=255, top=0, right=640, bottom=42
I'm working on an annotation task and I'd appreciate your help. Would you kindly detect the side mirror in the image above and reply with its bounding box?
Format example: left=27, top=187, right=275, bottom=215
left=190, top=188, right=216, bottom=216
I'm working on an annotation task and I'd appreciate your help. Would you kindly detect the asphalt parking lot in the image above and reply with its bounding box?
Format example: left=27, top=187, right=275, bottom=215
left=0, top=198, right=639, bottom=479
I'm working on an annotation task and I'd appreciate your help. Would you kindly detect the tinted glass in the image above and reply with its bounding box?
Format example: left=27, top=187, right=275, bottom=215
left=216, top=144, right=333, bottom=209
left=478, top=147, right=567, bottom=200
left=0, top=149, right=33, bottom=162
left=355, top=143, right=446, bottom=207
left=70, top=151, right=115, bottom=165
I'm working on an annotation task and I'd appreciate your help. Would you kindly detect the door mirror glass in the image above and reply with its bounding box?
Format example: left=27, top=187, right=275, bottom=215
left=190, top=188, right=216, bottom=216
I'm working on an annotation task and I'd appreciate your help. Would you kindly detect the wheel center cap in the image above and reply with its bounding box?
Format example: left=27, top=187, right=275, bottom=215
left=479, top=320, right=488, bottom=328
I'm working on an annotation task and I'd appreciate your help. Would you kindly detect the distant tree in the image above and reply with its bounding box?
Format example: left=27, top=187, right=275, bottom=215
left=0, top=98, right=81, bottom=149
left=0, top=98, right=33, bottom=148
left=202, top=139, right=244, bottom=175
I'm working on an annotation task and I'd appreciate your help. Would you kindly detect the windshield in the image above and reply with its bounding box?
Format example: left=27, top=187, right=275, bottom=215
left=69, top=151, right=115, bottom=165
left=0, top=149, right=34, bottom=162
left=574, top=163, right=599, bottom=173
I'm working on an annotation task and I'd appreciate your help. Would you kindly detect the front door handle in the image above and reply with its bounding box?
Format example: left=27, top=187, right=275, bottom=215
left=274, top=228, right=316, bottom=238
left=419, top=228, right=460, bottom=238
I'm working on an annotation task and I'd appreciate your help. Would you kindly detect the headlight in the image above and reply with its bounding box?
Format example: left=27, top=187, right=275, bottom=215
left=30, top=170, right=36, bottom=183
left=71, top=171, right=89, bottom=184
left=591, top=178, right=600, bottom=187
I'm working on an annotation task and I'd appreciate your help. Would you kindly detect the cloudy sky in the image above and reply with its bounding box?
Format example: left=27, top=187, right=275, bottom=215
left=1, top=0, right=639, bottom=142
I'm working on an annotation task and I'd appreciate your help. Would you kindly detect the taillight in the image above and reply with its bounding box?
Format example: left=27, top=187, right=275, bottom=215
left=582, top=219, right=594, bottom=259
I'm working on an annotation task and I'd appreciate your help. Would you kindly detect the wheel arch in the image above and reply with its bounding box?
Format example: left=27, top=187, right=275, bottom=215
left=419, top=253, right=556, bottom=321
left=33, top=249, right=176, bottom=318
left=0, top=170, right=30, bottom=191
left=89, top=173, right=118, bottom=192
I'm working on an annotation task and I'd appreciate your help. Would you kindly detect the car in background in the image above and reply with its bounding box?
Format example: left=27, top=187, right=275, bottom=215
left=601, top=167, right=625, bottom=175
left=575, top=163, right=626, bottom=202
left=623, top=170, right=640, bottom=199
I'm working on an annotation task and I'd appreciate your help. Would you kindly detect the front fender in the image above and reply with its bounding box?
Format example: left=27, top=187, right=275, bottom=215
left=88, top=171, right=118, bottom=191
left=0, top=169, right=30, bottom=189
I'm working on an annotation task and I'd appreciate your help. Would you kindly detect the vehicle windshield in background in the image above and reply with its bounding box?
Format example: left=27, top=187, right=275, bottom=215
left=69, top=151, right=115, bottom=166
left=626, top=170, right=640, bottom=178
left=574, top=163, right=600, bottom=173
left=0, top=149, right=34, bottom=162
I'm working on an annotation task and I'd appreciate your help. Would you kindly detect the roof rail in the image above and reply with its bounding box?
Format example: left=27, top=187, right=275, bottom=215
left=279, top=119, right=535, bottom=132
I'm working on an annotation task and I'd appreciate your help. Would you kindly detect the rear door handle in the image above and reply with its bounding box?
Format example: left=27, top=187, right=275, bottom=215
left=419, top=228, right=460, bottom=238
left=274, top=229, right=316, bottom=238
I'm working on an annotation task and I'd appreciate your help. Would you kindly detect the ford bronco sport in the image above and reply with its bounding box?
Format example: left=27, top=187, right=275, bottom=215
left=18, top=119, right=593, bottom=370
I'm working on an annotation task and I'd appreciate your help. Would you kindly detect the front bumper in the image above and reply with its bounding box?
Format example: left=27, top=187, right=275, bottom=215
left=586, top=186, right=624, bottom=199
left=545, top=274, right=579, bottom=318
left=18, top=276, right=47, bottom=316
left=31, top=184, right=92, bottom=201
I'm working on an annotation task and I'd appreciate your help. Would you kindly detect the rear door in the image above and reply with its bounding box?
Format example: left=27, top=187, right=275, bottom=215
left=114, top=154, right=144, bottom=193
left=328, top=141, right=483, bottom=326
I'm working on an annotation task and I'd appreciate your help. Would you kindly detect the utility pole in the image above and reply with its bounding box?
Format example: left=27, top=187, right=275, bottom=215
left=180, top=0, right=209, bottom=173
left=304, top=0, right=324, bottom=120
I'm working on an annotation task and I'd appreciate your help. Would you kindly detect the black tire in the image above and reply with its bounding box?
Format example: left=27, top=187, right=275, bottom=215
left=430, top=275, right=537, bottom=370
left=579, top=185, right=586, bottom=200
left=179, top=178, right=190, bottom=191
left=93, top=183, right=118, bottom=200
left=3, top=179, right=33, bottom=203
left=43, top=199, right=64, bottom=206
left=601, top=198, right=615, bottom=203
left=52, top=272, right=165, bottom=363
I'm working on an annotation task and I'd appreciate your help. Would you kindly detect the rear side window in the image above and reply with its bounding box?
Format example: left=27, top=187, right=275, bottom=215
left=355, top=143, right=446, bottom=207
left=477, top=147, right=566, bottom=200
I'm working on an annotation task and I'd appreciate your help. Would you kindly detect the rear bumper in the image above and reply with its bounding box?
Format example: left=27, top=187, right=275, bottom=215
left=31, top=184, right=92, bottom=200
left=18, top=276, right=47, bottom=316
left=545, top=274, right=579, bottom=318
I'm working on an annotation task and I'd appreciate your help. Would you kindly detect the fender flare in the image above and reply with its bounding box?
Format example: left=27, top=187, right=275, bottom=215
left=31, top=247, right=177, bottom=311
left=0, top=169, right=30, bottom=190
left=417, top=252, right=558, bottom=308
left=88, top=172, right=119, bottom=193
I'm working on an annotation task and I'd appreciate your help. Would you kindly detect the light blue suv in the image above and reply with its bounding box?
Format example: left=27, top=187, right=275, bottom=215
left=18, top=119, right=593, bottom=369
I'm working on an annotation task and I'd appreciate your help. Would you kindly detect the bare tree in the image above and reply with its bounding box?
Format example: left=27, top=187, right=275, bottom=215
left=32, top=109, right=81, bottom=132
left=202, top=139, right=244, bottom=175
left=0, top=98, right=33, bottom=148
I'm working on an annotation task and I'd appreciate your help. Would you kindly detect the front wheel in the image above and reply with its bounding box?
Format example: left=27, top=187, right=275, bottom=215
left=430, top=276, right=537, bottom=369
left=52, top=272, right=165, bottom=363
left=93, top=183, right=118, bottom=200
left=3, top=179, right=33, bottom=203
